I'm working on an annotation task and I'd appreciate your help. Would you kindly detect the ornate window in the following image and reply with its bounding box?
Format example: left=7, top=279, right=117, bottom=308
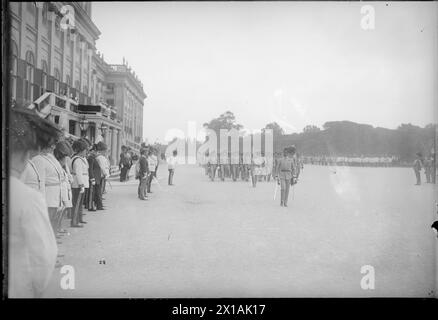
left=41, top=60, right=48, bottom=93
left=54, top=68, right=61, bottom=95
left=10, top=40, right=18, bottom=100
left=65, top=75, right=71, bottom=96
left=25, top=51, right=35, bottom=101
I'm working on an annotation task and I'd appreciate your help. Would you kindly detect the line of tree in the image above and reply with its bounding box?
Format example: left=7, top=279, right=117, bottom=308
left=176, top=111, right=436, bottom=162
left=270, top=121, right=437, bottom=162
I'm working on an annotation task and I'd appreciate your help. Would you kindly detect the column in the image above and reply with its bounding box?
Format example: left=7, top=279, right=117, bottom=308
left=94, top=121, right=101, bottom=142
left=116, top=129, right=122, bottom=158
left=105, top=126, right=111, bottom=152
left=110, top=127, right=116, bottom=165
left=49, top=10, right=56, bottom=75
left=19, top=4, right=26, bottom=60
left=72, top=33, right=78, bottom=88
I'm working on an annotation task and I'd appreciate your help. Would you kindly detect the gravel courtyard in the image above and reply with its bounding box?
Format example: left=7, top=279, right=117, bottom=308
left=44, top=164, right=437, bottom=298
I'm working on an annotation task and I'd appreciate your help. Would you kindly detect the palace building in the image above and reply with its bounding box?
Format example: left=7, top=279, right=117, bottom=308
left=8, top=2, right=146, bottom=167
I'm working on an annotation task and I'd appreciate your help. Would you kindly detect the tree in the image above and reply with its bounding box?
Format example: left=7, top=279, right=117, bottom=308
left=302, top=125, right=320, bottom=134
left=263, top=122, right=284, bottom=136
left=204, top=111, right=243, bottom=134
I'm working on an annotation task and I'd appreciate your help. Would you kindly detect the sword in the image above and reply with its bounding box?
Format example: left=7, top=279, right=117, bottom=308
left=273, top=181, right=279, bottom=200
left=152, top=176, right=163, bottom=190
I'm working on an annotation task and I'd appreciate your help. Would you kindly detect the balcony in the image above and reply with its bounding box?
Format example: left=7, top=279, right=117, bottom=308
left=109, top=64, right=128, bottom=73
left=29, top=92, right=79, bottom=117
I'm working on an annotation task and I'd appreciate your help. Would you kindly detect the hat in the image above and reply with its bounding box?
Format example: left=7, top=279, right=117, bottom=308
left=10, top=107, right=62, bottom=151
left=54, top=140, right=73, bottom=160
left=72, top=139, right=89, bottom=153
left=96, top=141, right=108, bottom=151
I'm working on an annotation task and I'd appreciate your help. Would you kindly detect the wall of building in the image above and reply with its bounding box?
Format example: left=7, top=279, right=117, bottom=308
left=8, top=2, right=146, bottom=160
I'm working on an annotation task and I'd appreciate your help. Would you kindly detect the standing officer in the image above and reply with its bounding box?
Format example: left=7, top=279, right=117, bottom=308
left=119, top=146, right=131, bottom=182
left=209, top=152, right=217, bottom=181
left=230, top=151, right=239, bottom=181
left=424, top=155, right=432, bottom=183
left=138, top=148, right=149, bottom=200
left=87, top=145, right=99, bottom=211
left=219, top=151, right=228, bottom=181
left=32, top=139, right=64, bottom=234
left=413, top=152, right=423, bottom=185
left=275, top=146, right=297, bottom=207
left=70, top=139, right=90, bottom=227
left=95, top=142, right=109, bottom=210
left=147, top=147, right=158, bottom=193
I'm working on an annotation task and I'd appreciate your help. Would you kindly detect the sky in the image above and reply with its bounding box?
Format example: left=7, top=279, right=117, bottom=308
left=92, top=1, right=437, bottom=143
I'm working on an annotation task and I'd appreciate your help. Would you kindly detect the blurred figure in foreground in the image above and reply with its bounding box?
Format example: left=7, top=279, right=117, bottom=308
left=9, top=108, right=60, bottom=298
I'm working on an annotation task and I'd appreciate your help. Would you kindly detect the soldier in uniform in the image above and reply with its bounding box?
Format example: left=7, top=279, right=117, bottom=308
left=432, top=152, right=437, bottom=184
left=424, top=155, right=432, bottom=183
left=87, top=145, right=100, bottom=211
left=230, top=151, right=239, bottom=181
left=95, top=142, right=109, bottom=209
left=252, top=151, right=264, bottom=186
left=203, top=152, right=209, bottom=176
left=413, top=152, right=423, bottom=185
left=53, top=141, right=74, bottom=236
left=209, top=152, right=217, bottom=181
left=219, top=151, right=228, bottom=181
left=22, top=154, right=43, bottom=192
left=275, top=146, right=297, bottom=207
left=71, top=139, right=90, bottom=227
left=241, top=152, right=251, bottom=181
left=32, top=138, right=65, bottom=235
left=147, top=147, right=158, bottom=193
left=138, top=148, right=149, bottom=200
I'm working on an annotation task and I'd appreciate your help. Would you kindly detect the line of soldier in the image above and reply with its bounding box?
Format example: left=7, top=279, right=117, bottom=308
left=303, top=155, right=402, bottom=167
left=21, top=132, right=110, bottom=268
left=413, top=152, right=436, bottom=185
left=201, top=151, right=303, bottom=188
left=135, top=145, right=160, bottom=200
left=9, top=108, right=105, bottom=297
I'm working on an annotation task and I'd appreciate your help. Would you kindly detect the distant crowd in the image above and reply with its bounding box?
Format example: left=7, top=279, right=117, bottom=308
left=118, top=144, right=178, bottom=200
left=303, top=155, right=401, bottom=167
left=302, top=154, right=436, bottom=170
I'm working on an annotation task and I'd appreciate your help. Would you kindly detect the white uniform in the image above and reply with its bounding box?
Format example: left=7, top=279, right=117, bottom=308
left=71, top=156, right=89, bottom=189
left=253, top=156, right=264, bottom=175
left=9, top=176, right=57, bottom=298
left=32, top=153, right=63, bottom=208
left=22, top=159, right=42, bottom=192
left=148, top=154, right=157, bottom=172
left=61, top=165, right=73, bottom=208
left=168, top=156, right=178, bottom=170
left=96, top=154, right=110, bottom=177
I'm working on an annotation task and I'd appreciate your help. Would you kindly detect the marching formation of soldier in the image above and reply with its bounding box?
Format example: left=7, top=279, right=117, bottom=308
left=202, top=151, right=274, bottom=185
left=200, top=146, right=302, bottom=207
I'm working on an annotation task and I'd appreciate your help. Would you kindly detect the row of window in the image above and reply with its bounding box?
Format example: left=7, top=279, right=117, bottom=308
left=11, top=41, right=101, bottom=103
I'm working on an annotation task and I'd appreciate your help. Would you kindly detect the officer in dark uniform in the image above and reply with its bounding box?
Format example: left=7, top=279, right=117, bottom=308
left=275, top=146, right=297, bottom=207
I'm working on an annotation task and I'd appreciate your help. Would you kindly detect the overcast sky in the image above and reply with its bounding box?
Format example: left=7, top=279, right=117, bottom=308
left=92, top=1, right=437, bottom=143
